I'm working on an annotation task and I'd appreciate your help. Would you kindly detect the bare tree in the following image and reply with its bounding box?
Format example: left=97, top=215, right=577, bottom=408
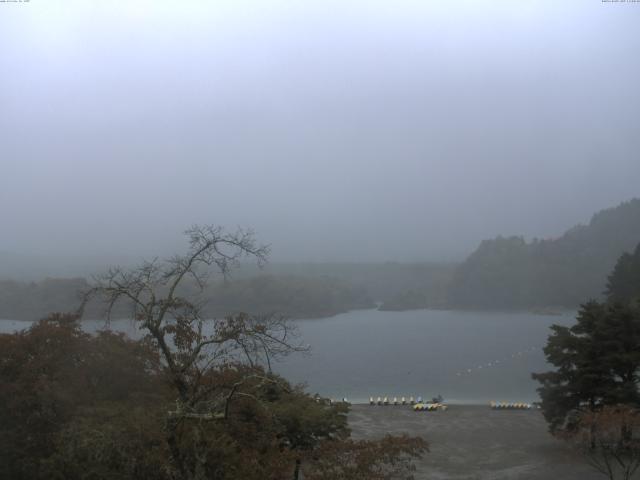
left=563, top=406, right=640, bottom=480
left=83, top=225, right=307, bottom=479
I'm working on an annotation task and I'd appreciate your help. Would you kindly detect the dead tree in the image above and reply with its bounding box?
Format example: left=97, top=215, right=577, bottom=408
left=84, top=225, right=307, bottom=479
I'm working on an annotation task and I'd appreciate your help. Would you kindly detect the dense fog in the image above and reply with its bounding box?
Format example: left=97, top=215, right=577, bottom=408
left=2, top=4, right=640, bottom=480
left=2, top=0, right=639, bottom=266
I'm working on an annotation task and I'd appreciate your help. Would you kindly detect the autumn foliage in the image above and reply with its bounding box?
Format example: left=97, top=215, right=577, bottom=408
left=0, top=313, right=426, bottom=480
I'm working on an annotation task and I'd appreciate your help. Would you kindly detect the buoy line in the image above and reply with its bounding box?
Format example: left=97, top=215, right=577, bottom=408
left=454, top=345, right=542, bottom=378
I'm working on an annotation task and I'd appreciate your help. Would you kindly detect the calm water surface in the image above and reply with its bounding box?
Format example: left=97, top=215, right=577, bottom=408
left=275, top=309, right=575, bottom=404
left=0, top=309, right=575, bottom=404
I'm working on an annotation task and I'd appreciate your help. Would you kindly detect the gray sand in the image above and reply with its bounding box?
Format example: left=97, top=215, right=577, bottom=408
left=348, top=405, right=606, bottom=480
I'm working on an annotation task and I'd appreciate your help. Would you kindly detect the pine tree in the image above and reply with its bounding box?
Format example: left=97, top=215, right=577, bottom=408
left=606, top=242, right=640, bottom=306
left=533, top=244, right=640, bottom=434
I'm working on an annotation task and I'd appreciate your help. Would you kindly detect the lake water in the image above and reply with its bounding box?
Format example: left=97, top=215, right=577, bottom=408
left=0, top=309, right=575, bottom=404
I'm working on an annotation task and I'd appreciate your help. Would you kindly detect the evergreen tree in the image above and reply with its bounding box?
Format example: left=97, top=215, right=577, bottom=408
left=533, top=302, right=640, bottom=432
left=606, top=242, right=640, bottom=306
left=533, top=245, right=640, bottom=434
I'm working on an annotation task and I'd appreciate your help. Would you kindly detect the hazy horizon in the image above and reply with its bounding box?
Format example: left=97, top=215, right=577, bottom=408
left=2, top=1, right=639, bottom=263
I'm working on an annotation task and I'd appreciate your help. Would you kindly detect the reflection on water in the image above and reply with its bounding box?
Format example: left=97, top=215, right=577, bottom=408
left=0, top=309, right=575, bottom=404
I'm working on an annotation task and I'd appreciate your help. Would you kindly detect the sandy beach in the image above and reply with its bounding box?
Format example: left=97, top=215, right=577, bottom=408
left=348, top=405, right=605, bottom=480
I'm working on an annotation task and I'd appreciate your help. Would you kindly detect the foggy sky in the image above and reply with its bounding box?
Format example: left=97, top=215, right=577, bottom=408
left=1, top=0, right=640, bottom=263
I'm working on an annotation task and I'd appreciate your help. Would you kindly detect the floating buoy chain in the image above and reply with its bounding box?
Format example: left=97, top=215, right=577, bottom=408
left=454, top=345, right=542, bottom=377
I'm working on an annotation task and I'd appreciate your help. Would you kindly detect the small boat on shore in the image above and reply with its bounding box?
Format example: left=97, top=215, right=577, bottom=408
left=413, top=402, right=448, bottom=412
left=490, top=401, right=532, bottom=410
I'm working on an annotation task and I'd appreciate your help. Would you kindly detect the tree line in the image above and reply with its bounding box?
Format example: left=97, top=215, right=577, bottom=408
left=0, top=274, right=373, bottom=322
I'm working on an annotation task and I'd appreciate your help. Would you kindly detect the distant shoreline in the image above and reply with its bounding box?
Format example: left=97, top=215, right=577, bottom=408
left=0, top=306, right=576, bottom=326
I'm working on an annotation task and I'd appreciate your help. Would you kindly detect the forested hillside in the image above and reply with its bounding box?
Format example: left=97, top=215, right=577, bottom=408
left=448, top=199, right=640, bottom=309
